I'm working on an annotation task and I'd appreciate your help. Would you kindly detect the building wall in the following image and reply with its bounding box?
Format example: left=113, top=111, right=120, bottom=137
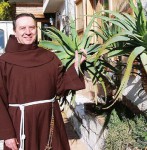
left=16, top=6, right=44, bottom=18
left=0, top=21, right=13, bottom=54
left=55, top=0, right=75, bottom=31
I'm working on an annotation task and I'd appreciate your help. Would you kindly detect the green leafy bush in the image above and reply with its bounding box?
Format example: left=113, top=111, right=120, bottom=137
left=131, top=116, right=147, bottom=149
left=0, top=1, right=12, bottom=20
left=105, top=108, right=147, bottom=150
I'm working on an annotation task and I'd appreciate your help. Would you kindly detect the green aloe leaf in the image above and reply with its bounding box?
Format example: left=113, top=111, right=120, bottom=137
left=94, top=32, right=131, bottom=61
left=136, top=7, right=146, bottom=35
left=38, top=40, right=64, bottom=51
left=41, top=29, right=61, bottom=43
left=87, top=43, right=101, bottom=55
left=122, top=13, right=136, bottom=28
left=56, top=51, right=71, bottom=60
left=114, top=46, right=146, bottom=100
left=91, top=29, right=107, bottom=41
left=45, top=27, right=76, bottom=53
left=69, top=18, right=80, bottom=49
left=99, top=11, right=134, bottom=31
left=64, top=58, right=75, bottom=70
left=129, top=0, right=139, bottom=16
left=79, top=14, right=97, bottom=49
left=140, top=52, right=147, bottom=73
left=100, top=59, right=118, bottom=73
left=99, top=77, right=107, bottom=102
left=98, top=16, right=128, bottom=31
left=84, top=33, right=95, bottom=49
left=108, top=49, right=132, bottom=57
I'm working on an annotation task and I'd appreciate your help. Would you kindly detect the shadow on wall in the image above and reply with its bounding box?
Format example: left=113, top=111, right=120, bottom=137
left=63, top=99, right=107, bottom=150
left=63, top=115, right=81, bottom=140
left=123, top=75, right=147, bottom=112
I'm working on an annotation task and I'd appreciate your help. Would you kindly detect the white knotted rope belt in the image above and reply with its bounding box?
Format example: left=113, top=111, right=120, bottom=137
left=9, top=97, right=55, bottom=150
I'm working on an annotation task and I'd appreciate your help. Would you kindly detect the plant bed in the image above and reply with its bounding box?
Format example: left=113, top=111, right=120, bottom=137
left=83, top=98, right=147, bottom=150
left=102, top=101, right=147, bottom=150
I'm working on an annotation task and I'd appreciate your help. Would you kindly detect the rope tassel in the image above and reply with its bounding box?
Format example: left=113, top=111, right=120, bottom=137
left=45, top=102, right=55, bottom=150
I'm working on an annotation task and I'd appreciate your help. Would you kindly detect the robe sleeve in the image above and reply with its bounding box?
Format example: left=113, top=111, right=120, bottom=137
left=55, top=56, right=85, bottom=96
left=0, top=61, right=16, bottom=140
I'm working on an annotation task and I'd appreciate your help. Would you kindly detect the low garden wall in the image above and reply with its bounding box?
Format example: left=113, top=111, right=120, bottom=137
left=64, top=93, right=107, bottom=150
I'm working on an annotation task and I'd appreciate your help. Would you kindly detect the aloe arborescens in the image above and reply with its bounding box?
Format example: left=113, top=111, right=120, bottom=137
left=39, top=15, right=117, bottom=103
left=93, top=0, right=147, bottom=102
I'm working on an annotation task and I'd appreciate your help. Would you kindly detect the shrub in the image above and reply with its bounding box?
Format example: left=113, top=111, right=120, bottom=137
left=105, top=108, right=147, bottom=150
left=0, top=1, right=13, bottom=20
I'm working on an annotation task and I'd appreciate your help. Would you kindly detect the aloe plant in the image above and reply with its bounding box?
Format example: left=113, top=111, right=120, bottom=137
left=39, top=0, right=147, bottom=106
left=39, top=15, right=102, bottom=80
left=91, top=0, right=147, bottom=102
left=39, top=15, right=118, bottom=103
left=89, top=20, right=125, bottom=101
left=39, top=15, right=98, bottom=69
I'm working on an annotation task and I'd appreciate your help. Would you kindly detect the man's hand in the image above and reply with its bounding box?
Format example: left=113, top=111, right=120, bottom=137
left=5, top=138, right=18, bottom=150
left=74, top=49, right=87, bottom=69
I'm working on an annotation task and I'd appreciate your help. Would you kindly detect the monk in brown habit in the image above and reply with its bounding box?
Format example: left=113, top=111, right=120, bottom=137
left=0, top=13, right=86, bottom=150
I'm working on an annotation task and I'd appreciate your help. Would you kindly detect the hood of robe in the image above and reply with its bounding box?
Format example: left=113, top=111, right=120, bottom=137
left=0, top=35, right=54, bottom=67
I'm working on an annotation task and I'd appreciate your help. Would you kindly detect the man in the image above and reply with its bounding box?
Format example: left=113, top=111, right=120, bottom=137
left=0, top=13, right=86, bottom=150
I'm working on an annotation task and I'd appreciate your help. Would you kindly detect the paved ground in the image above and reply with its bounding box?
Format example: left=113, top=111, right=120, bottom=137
left=0, top=140, right=3, bottom=150
left=62, top=112, right=88, bottom=150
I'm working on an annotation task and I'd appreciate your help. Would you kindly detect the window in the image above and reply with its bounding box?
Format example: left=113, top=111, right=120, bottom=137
left=75, top=0, right=84, bottom=35
left=0, top=29, right=4, bottom=51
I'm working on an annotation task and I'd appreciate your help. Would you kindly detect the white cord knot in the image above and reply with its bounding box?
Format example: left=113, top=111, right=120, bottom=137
left=19, top=105, right=24, bottom=111
left=21, top=134, right=26, bottom=140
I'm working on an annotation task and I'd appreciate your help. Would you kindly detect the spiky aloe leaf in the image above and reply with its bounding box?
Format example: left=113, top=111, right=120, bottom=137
left=90, top=29, right=107, bottom=41
left=38, top=40, right=64, bottom=52
left=44, top=27, right=76, bottom=53
left=92, top=32, right=131, bottom=62
left=100, top=59, right=118, bottom=73
left=136, top=6, right=146, bottom=35
left=98, top=15, right=129, bottom=31
left=64, top=58, right=75, bottom=70
left=39, top=40, right=73, bottom=61
left=69, top=18, right=80, bottom=49
left=114, top=46, right=146, bottom=100
left=99, top=77, right=107, bottom=102
left=55, top=51, right=71, bottom=60
left=130, top=0, right=147, bottom=36
left=79, top=14, right=98, bottom=49
left=140, top=52, right=147, bottom=74
left=41, top=30, right=62, bottom=45
left=122, top=13, right=136, bottom=29
left=98, top=11, right=134, bottom=31
left=107, top=49, right=132, bottom=57
left=41, top=32, right=74, bottom=58
left=129, top=0, right=138, bottom=16
left=84, top=33, right=95, bottom=49
left=86, top=43, right=101, bottom=55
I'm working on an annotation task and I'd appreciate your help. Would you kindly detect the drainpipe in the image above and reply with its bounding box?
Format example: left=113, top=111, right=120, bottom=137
left=109, top=0, right=113, bottom=11
left=65, top=0, right=68, bottom=17
left=65, top=0, right=69, bottom=35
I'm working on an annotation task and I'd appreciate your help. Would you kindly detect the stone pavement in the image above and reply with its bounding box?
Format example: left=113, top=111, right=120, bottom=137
left=62, top=112, right=88, bottom=150
left=0, top=140, right=3, bottom=150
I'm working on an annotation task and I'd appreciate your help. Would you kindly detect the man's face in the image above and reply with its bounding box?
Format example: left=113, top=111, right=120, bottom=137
left=14, top=16, right=37, bottom=44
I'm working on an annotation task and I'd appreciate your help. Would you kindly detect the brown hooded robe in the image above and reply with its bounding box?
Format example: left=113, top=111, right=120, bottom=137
left=0, top=35, right=85, bottom=150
